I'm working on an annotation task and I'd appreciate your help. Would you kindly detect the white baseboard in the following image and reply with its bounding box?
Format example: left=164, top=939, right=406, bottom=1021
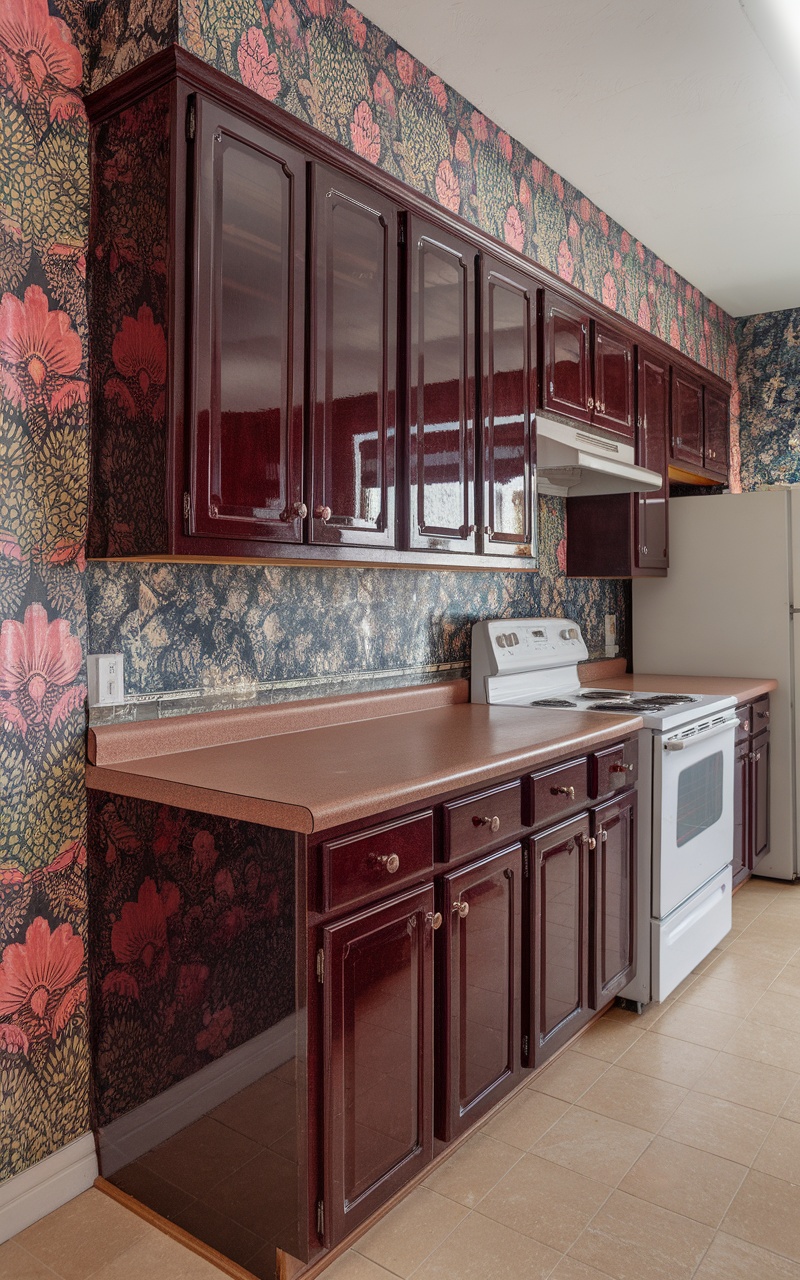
left=0, top=1133, right=98, bottom=1244
left=99, top=1012, right=296, bottom=1176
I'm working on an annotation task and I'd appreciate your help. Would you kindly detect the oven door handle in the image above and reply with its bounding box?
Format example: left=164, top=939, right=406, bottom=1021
left=663, top=718, right=737, bottom=751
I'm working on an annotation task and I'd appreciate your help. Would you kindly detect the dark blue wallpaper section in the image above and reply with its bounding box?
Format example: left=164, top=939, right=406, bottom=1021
left=737, top=308, right=800, bottom=491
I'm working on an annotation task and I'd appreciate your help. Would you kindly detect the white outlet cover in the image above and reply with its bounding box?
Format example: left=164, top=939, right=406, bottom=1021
left=87, top=654, right=125, bottom=706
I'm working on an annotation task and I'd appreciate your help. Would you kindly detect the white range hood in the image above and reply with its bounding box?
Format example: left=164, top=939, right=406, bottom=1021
left=536, top=413, right=663, bottom=497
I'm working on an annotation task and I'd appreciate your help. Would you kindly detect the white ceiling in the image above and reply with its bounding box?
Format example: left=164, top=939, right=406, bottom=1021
left=356, top=0, right=800, bottom=318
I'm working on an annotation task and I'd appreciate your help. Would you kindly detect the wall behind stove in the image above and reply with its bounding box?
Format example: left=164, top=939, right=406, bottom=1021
left=736, top=308, right=800, bottom=491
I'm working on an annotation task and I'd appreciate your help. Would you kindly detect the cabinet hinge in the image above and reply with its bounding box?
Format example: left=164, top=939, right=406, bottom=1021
left=316, top=948, right=324, bottom=984
left=398, top=221, right=405, bottom=245
left=549, top=380, right=554, bottom=395
left=316, top=1200, right=324, bottom=1239
left=182, top=490, right=192, bottom=534
left=186, top=99, right=196, bottom=141
left=522, top=847, right=529, bottom=878
left=522, top=1034, right=529, bottom=1058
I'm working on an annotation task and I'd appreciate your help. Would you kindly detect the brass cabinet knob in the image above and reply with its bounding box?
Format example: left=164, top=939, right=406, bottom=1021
left=587, top=836, right=597, bottom=850
left=282, top=501, right=308, bottom=521
left=610, top=763, right=634, bottom=774
left=427, top=911, right=443, bottom=930
left=552, top=785, right=575, bottom=799
left=758, top=709, right=769, bottom=720
left=371, top=852, right=400, bottom=873
left=315, top=505, right=332, bottom=523
left=587, top=396, right=595, bottom=410
left=484, top=526, right=494, bottom=536
left=453, top=899, right=470, bottom=918
left=473, top=815, right=500, bottom=832
left=600, top=829, right=608, bottom=842
left=744, top=720, right=750, bottom=731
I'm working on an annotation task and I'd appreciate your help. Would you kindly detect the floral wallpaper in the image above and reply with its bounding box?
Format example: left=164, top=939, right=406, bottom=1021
left=87, top=792, right=295, bottom=1128
left=736, top=308, right=800, bottom=491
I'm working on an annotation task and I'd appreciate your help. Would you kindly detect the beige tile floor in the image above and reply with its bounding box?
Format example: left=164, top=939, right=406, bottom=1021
left=4, top=877, right=800, bottom=1280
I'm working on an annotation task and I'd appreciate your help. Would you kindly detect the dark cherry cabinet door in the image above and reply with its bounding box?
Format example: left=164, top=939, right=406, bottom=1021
left=438, top=845, right=522, bottom=1141
left=480, top=258, right=538, bottom=560
left=322, top=885, right=434, bottom=1246
left=542, top=290, right=591, bottom=423
left=190, top=98, right=306, bottom=543
left=670, top=369, right=704, bottom=468
left=733, top=736, right=749, bottom=889
left=635, top=348, right=669, bottom=571
left=751, top=730, right=770, bottom=871
left=408, top=218, right=476, bottom=553
left=703, top=386, right=729, bottom=480
left=591, top=792, right=636, bottom=1008
left=527, top=813, right=591, bottom=1067
left=309, top=166, right=398, bottom=547
left=592, top=322, right=634, bottom=438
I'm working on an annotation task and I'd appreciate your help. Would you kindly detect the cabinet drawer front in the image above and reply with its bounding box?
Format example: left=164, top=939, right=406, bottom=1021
left=443, top=780, right=522, bottom=862
left=736, top=703, right=752, bottom=742
left=590, top=739, right=638, bottom=800
left=528, top=758, right=588, bottom=827
left=752, top=696, right=770, bottom=732
left=322, top=811, right=434, bottom=912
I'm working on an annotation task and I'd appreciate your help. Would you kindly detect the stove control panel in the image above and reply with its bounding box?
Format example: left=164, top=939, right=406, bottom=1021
left=471, top=617, right=588, bottom=683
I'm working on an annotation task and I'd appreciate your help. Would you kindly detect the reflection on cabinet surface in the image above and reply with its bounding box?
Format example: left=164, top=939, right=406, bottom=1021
left=542, top=290, right=591, bottom=423
left=592, top=321, right=634, bottom=438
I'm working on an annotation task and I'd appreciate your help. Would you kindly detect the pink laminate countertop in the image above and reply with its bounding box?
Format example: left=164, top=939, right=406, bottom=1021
left=86, top=703, right=643, bottom=835
left=614, top=674, right=777, bottom=702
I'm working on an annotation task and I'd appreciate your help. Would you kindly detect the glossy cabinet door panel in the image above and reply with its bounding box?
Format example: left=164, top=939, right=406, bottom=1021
left=309, top=167, right=398, bottom=547
left=527, top=813, right=591, bottom=1067
left=480, top=257, right=537, bottom=560
left=670, top=369, right=704, bottom=467
left=592, top=322, right=634, bottom=438
left=733, top=735, right=749, bottom=889
left=190, top=99, right=306, bottom=542
left=751, top=730, right=770, bottom=870
left=322, top=885, right=434, bottom=1245
left=438, top=845, right=522, bottom=1141
left=704, top=386, right=729, bottom=480
left=542, top=291, right=591, bottom=423
left=591, top=791, right=636, bottom=1007
left=635, top=348, right=669, bottom=571
left=408, top=218, right=476, bottom=553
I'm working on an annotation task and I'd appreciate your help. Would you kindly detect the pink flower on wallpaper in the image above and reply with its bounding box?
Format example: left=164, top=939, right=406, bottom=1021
left=435, top=159, right=460, bottom=213
left=102, top=969, right=140, bottom=1002
left=557, top=240, right=574, bottom=283
left=0, top=602, right=84, bottom=736
left=372, top=69, right=396, bottom=116
left=192, top=829, right=219, bottom=877
left=599, top=211, right=609, bottom=236
left=305, top=0, right=336, bottom=14
left=270, top=0, right=301, bottom=47
left=33, top=536, right=86, bottom=571
left=699, top=336, right=707, bottom=364
left=670, top=318, right=681, bottom=348
left=552, top=173, right=564, bottom=200
left=503, top=204, right=525, bottom=251
left=237, top=28, right=281, bottom=101
left=342, top=5, right=366, bottom=46
left=620, top=230, right=631, bottom=254
left=637, top=297, right=651, bottom=329
left=428, top=75, right=447, bottom=111
left=613, top=250, right=622, bottom=271
left=692, top=286, right=701, bottom=309
left=636, top=241, right=645, bottom=263
left=677, top=298, right=683, bottom=317
left=709, top=301, right=718, bottom=321
left=568, top=215, right=579, bottom=240
left=50, top=978, right=86, bottom=1038
left=602, top=273, right=617, bottom=310
left=396, top=49, right=416, bottom=85
left=0, top=0, right=81, bottom=114
left=519, top=178, right=531, bottom=210
left=530, top=157, right=546, bottom=186
left=654, top=258, right=664, bottom=280
left=556, top=538, right=567, bottom=573
left=0, top=532, right=22, bottom=562
left=470, top=109, right=489, bottom=141
left=497, top=131, right=512, bottom=162
left=105, top=304, right=166, bottom=422
left=43, top=838, right=87, bottom=876
left=0, top=918, right=84, bottom=1043
left=685, top=282, right=693, bottom=301
left=175, top=963, right=209, bottom=1009
left=111, top=878, right=178, bottom=984
left=0, top=1024, right=29, bottom=1055
left=579, top=197, right=591, bottom=223
left=350, top=100, right=380, bottom=163
left=454, top=131, right=471, bottom=165
left=196, top=1005, right=234, bottom=1058
left=0, top=284, right=85, bottom=418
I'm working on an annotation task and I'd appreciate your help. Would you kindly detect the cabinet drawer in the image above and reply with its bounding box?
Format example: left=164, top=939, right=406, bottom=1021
left=527, top=758, right=588, bottom=827
left=322, top=811, right=434, bottom=912
left=443, top=780, right=522, bottom=863
left=590, top=739, right=638, bottom=800
left=752, top=696, right=770, bottom=733
left=736, top=703, right=752, bottom=742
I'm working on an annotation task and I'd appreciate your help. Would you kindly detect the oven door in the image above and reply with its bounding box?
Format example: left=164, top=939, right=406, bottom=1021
left=652, top=714, right=736, bottom=918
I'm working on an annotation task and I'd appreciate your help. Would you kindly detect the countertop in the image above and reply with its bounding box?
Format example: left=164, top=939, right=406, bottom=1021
left=86, top=695, right=642, bottom=835
left=609, top=674, right=777, bottom=702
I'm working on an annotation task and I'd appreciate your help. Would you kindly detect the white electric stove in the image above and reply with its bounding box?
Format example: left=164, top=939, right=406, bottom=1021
left=471, top=618, right=737, bottom=1004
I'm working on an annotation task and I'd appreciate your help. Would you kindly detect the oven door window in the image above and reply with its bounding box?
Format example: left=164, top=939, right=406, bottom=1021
left=676, top=750, right=724, bottom=847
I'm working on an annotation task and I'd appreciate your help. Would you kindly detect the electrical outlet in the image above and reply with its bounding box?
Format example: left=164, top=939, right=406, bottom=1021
left=604, top=613, right=618, bottom=658
left=87, top=654, right=125, bottom=706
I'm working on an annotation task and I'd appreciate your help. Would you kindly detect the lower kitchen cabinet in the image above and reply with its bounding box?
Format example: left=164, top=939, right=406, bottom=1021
left=752, top=727, right=770, bottom=871
left=591, top=792, right=637, bottom=1007
left=321, top=884, right=435, bottom=1245
left=732, top=697, right=771, bottom=886
left=526, top=813, right=591, bottom=1067
left=438, top=844, right=522, bottom=1141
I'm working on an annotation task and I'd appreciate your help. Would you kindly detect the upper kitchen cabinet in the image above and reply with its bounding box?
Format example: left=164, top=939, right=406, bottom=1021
left=480, top=256, right=538, bottom=560
left=703, top=386, right=729, bottom=480
left=308, top=166, right=399, bottom=549
left=669, top=368, right=704, bottom=469
left=542, top=290, right=591, bottom=423
left=189, top=99, right=307, bottom=546
left=592, top=321, right=634, bottom=439
left=407, top=217, right=477, bottom=555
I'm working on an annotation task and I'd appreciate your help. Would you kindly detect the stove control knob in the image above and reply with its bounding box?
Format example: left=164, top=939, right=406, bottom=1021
left=560, top=627, right=579, bottom=641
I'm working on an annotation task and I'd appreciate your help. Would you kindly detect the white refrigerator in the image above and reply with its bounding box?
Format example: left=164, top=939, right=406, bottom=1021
left=633, top=487, right=799, bottom=881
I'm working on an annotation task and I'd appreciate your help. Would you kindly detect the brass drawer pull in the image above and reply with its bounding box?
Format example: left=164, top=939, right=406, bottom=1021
left=587, top=836, right=597, bottom=850
left=370, top=853, right=400, bottom=873
left=610, top=763, right=634, bottom=774
left=551, top=785, right=575, bottom=799
left=427, top=911, right=443, bottom=930
left=473, top=814, right=501, bottom=832
left=314, top=504, right=332, bottom=523
left=453, top=899, right=470, bottom=918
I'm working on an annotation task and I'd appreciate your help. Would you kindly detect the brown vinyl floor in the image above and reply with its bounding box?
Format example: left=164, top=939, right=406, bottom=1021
left=4, top=876, right=800, bottom=1280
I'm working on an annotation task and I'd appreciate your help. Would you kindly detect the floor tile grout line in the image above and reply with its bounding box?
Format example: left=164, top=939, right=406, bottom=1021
left=6, top=1240, right=64, bottom=1280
